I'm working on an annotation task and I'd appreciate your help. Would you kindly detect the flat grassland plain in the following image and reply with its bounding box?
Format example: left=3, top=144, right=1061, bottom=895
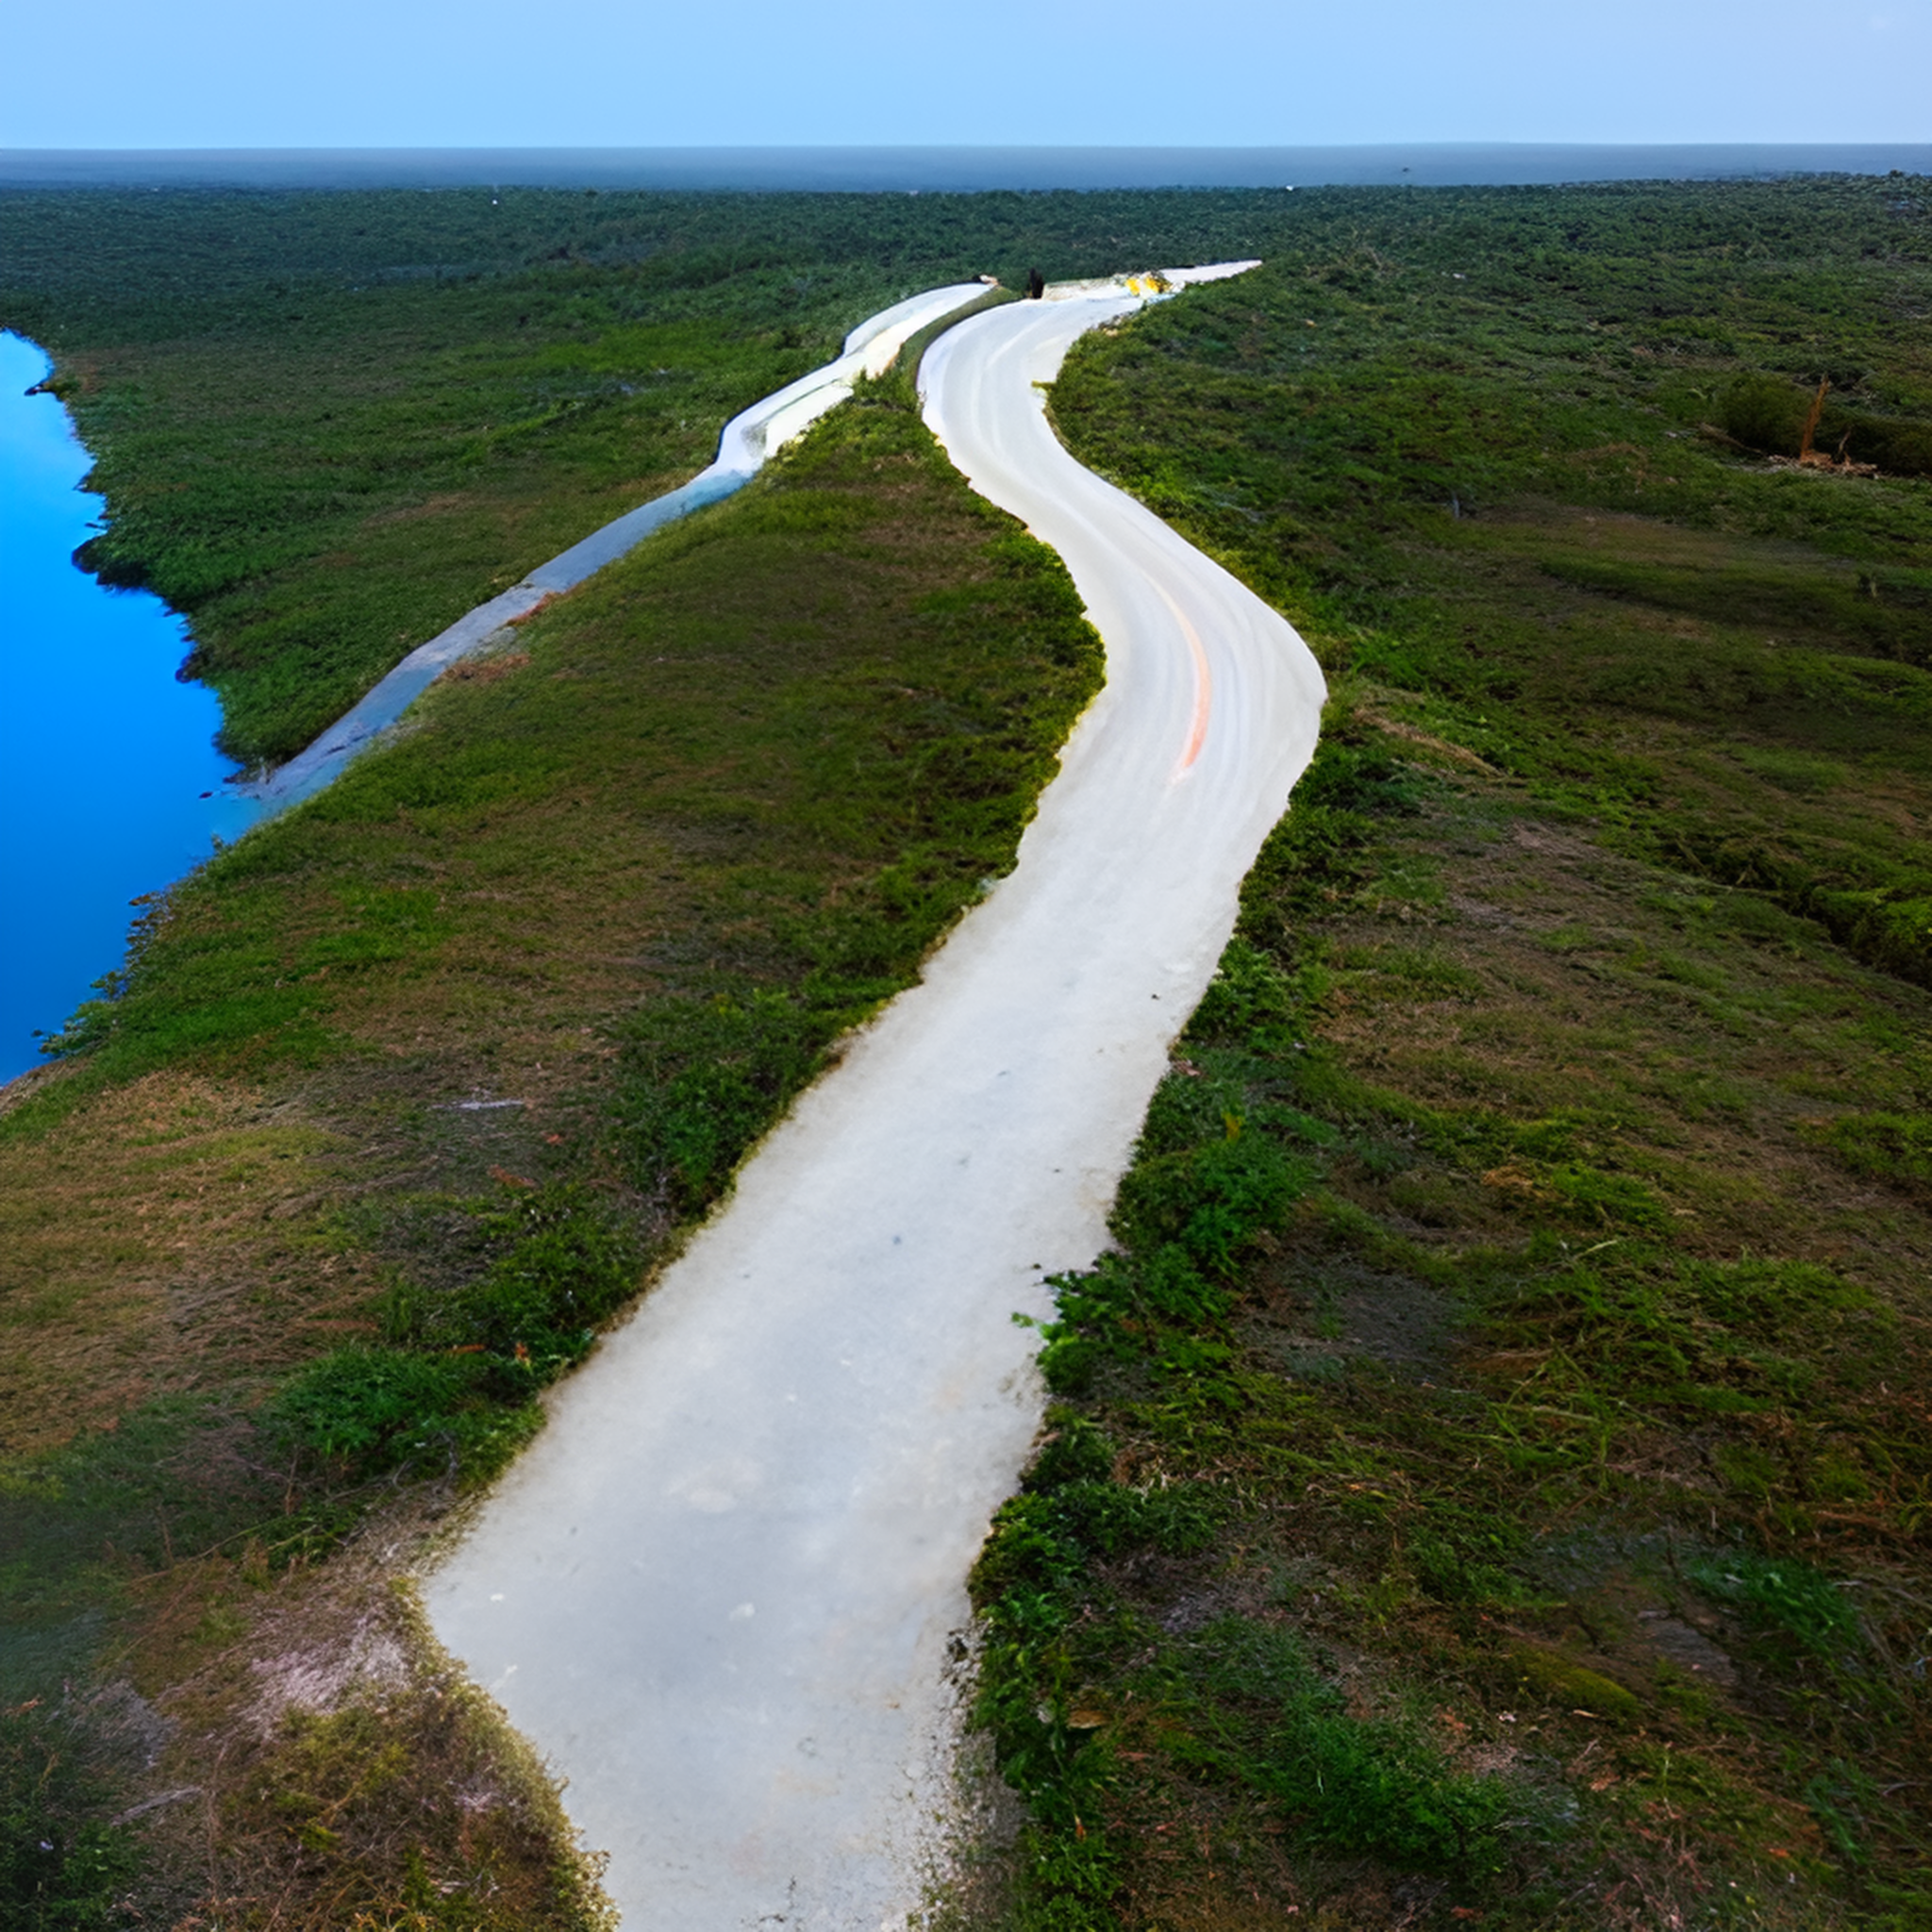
left=1, top=177, right=1928, bottom=1930
left=978, top=180, right=1932, bottom=1929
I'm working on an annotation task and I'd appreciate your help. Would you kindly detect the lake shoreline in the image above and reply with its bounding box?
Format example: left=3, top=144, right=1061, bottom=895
left=0, top=329, right=257, bottom=1079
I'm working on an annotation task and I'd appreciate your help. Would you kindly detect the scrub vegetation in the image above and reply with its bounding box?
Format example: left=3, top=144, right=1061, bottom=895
left=968, top=177, right=1932, bottom=1924
left=2, top=183, right=1283, bottom=770
left=4, top=175, right=1930, bottom=1929
left=0, top=205, right=1103, bottom=1917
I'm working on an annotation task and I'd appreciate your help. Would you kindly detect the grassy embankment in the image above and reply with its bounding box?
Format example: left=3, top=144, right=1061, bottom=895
left=0, top=181, right=1173, bottom=1927
left=966, top=178, right=1932, bottom=1927
left=8, top=175, right=1928, bottom=1931
left=0, top=183, right=1301, bottom=773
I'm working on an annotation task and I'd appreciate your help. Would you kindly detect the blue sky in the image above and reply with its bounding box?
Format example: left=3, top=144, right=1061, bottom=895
left=4, top=0, right=1928, bottom=148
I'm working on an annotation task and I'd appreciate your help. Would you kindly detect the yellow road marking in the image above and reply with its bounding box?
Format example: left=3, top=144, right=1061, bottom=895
left=1156, top=580, right=1212, bottom=779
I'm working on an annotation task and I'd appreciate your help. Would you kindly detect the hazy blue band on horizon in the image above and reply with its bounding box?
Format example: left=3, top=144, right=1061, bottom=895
left=3, top=144, right=1929, bottom=193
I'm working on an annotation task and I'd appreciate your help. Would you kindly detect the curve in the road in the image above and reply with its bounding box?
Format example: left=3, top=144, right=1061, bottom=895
left=248, top=283, right=991, bottom=812
left=425, top=271, right=1325, bottom=1931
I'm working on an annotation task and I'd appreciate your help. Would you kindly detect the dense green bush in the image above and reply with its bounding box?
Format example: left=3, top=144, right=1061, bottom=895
left=1720, top=372, right=1932, bottom=474
left=1859, top=414, right=1932, bottom=475
left=1721, top=372, right=1812, bottom=454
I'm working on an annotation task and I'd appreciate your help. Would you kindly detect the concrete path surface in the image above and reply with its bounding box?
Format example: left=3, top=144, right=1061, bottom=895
left=425, top=272, right=1325, bottom=1930
left=249, top=283, right=991, bottom=812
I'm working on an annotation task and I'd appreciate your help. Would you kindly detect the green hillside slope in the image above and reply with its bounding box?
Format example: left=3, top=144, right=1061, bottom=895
left=973, top=178, right=1932, bottom=1928
left=0, top=358, right=1099, bottom=1928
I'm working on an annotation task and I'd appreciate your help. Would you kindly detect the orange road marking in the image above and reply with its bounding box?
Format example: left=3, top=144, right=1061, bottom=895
left=1156, top=580, right=1212, bottom=778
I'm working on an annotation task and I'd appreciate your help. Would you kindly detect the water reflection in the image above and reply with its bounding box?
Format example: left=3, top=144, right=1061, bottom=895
left=0, top=330, right=261, bottom=1081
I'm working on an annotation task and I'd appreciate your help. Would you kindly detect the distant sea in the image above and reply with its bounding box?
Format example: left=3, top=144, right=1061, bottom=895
left=2, top=145, right=1929, bottom=193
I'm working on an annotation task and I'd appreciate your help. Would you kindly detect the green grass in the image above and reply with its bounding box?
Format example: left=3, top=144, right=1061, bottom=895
left=976, top=720, right=1932, bottom=1926
left=1, top=1697, right=137, bottom=1932
left=1046, top=176, right=1932, bottom=991
left=9, top=174, right=1932, bottom=1928
left=0, top=360, right=1100, bottom=1926
left=17, top=175, right=1924, bottom=773
left=966, top=177, right=1932, bottom=1928
left=2, top=183, right=1301, bottom=767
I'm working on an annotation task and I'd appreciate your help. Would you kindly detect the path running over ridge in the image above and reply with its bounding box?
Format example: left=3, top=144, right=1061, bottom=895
left=426, top=273, right=1325, bottom=1929
left=250, top=283, right=990, bottom=811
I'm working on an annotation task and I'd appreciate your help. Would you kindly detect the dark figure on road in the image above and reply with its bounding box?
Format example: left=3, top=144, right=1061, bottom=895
left=1027, top=267, right=1045, bottom=300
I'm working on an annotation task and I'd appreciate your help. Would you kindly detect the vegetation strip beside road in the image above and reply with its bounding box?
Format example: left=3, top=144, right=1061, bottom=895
left=0, top=358, right=1100, bottom=1927
left=966, top=180, right=1932, bottom=1927
left=4, top=175, right=1929, bottom=1930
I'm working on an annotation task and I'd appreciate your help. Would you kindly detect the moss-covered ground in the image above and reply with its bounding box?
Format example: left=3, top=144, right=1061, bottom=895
left=964, top=179, right=1932, bottom=1926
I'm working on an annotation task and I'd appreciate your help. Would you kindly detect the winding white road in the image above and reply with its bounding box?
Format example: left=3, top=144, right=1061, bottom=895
left=426, top=275, right=1325, bottom=1930
left=251, top=284, right=990, bottom=810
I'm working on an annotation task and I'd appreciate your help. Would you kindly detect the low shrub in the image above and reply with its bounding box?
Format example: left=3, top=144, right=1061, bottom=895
left=1684, top=1549, right=1867, bottom=1660
left=1827, top=1110, right=1932, bottom=1194
left=270, top=1346, right=481, bottom=1475
left=1720, top=372, right=1932, bottom=475
left=273, top=1182, right=641, bottom=1484
left=0, top=1702, right=135, bottom=1932
left=426, top=1185, right=642, bottom=1391
left=1721, top=373, right=1812, bottom=455
left=1110, top=1123, right=1307, bottom=1274
left=613, top=991, right=849, bottom=1213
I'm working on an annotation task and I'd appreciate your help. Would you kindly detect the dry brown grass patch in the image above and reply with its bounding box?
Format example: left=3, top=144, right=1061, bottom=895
left=120, top=1512, right=610, bottom=1932
left=0, top=1073, right=373, bottom=1454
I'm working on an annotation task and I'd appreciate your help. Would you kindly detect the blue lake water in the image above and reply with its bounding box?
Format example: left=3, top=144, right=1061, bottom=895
left=0, top=331, right=260, bottom=1083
